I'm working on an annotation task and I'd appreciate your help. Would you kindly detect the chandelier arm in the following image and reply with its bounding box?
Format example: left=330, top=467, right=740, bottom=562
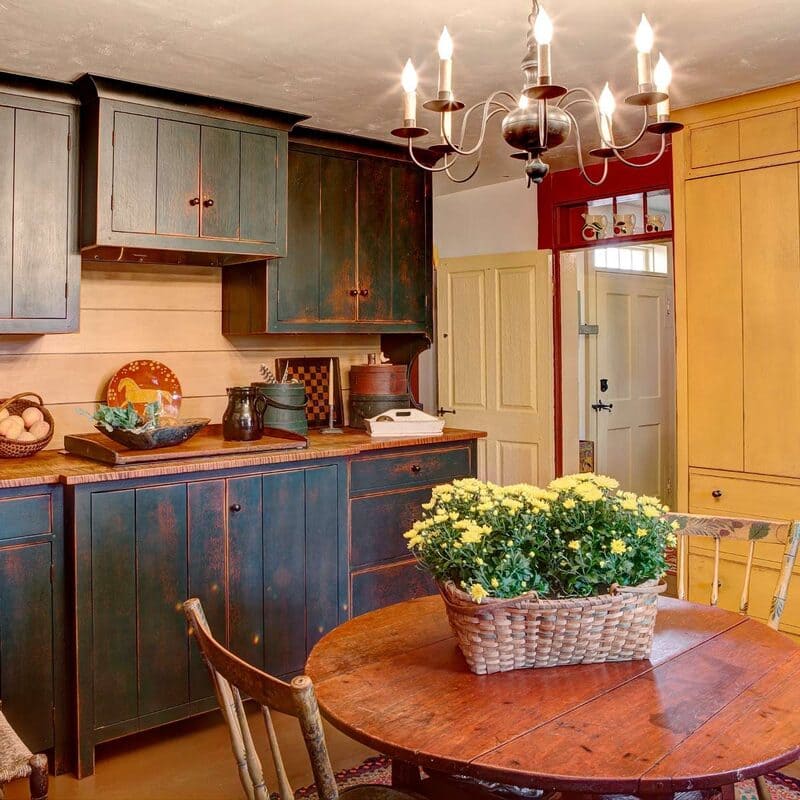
left=445, top=158, right=482, bottom=183
left=606, top=106, right=651, bottom=151
left=562, top=106, right=610, bottom=187
left=406, top=139, right=457, bottom=173
left=443, top=93, right=512, bottom=156
left=611, top=134, right=667, bottom=166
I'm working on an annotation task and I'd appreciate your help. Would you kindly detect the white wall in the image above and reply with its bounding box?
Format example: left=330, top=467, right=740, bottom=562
left=417, top=178, right=539, bottom=413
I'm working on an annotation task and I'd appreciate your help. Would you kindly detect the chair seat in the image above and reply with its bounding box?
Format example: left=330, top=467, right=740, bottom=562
left=0, top=710, right=33, bottom=785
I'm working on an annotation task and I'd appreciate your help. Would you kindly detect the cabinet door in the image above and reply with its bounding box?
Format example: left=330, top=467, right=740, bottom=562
left=187, top=480, right=226, bottom=702
left=240, top=131, right=278, bottom=244
left=390, top=164, right=427, bottom=323
left=12, top=108, right=70, bottom=319
left=0, top=541, right=55, bottom=752
left=156, top=119, right=200, bottom=237
left=357, top=158, right=392, bottom=321
left=351, top=560, right=436, bottom=617
left=201, top=126, right=240, bottom=240
left=685, top=173, right=743, bottom=471
left=228, top=476, right=264, bottom=670
left=112, top=111, right=157, bottom=234
left=135, top=484, right=189, bottom=716
left=741, top=164, right=800, bottom=477
left=0, top=106, right=13, bottom=318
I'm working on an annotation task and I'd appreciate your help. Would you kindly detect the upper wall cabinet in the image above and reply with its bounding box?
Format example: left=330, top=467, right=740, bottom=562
left=0, top=78, right=79, bottom=334
left=222, top=133, right=432, bottom=334
left=77, top=75, right=307, bottom=264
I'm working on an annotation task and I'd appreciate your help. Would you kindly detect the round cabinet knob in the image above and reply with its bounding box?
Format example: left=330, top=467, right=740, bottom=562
left=349, top=289, right=359, bottom=297
left=410, top=464, right=422, bottom=473
left=711, top=490, right=723, bottom=499
left=203, top=198, right=215, bottom=207
left=230, top=503, right=242, bottom=513
left=189, top=197, right=201, bottom=206
left=359, top=288, right=369, bottom=297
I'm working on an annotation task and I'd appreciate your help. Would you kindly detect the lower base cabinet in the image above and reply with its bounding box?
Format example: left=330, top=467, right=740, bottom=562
left=73, top=462, right=342, bottom=777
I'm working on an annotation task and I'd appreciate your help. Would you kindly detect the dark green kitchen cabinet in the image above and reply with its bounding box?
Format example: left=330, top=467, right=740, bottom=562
left=78, top=75, right=305, bottom=262
left=73, top=462, right=342, bottom=776
left=0, top=79, right=80, bottom=333
left=222, top=135, right=432, bottom=335
left=0, top=486, right=67, bottom=771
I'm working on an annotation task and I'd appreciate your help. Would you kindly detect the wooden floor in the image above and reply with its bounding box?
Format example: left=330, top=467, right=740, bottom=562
left=5, top=708, right=376, bottom=799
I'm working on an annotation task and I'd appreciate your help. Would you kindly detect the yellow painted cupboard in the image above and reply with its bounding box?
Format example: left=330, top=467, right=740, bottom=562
left=673, top=84, right=800, bottom=638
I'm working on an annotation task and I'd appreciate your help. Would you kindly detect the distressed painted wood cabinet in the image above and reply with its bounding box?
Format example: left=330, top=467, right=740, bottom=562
left=0, top=76, right=80, bottom=333
left=0, top=485, right=67, bottom=771
left=77, top=75, right=305, bottom=262
left=222, top=131, right=432, bottom=334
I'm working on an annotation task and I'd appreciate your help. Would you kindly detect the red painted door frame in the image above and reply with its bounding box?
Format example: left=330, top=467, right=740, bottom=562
left=537, top=152, right=673, bottom=476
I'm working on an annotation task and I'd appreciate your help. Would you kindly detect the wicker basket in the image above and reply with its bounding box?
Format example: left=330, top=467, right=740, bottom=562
left=0, top=393, right=55, bottom=458
left=439, top=578, right=666, bottom=675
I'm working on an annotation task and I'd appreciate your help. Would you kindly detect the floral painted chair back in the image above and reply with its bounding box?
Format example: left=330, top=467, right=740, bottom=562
left=666, top=513, right=800, bottom=628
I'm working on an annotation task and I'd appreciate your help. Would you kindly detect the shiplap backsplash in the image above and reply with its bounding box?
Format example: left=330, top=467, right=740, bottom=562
left=0, top=262, right=380, bottom=449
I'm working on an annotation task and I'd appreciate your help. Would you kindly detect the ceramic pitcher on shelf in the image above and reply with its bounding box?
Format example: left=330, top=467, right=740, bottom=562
left=222, top=386, right=267, bottom=441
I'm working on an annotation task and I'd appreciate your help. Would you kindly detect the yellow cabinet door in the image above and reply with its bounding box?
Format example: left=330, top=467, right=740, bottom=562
left=741, top=164, right=800, bottom=477
left=685, top=173, right=743, bottom=471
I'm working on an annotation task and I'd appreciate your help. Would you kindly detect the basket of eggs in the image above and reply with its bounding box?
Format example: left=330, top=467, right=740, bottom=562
left=0, top=392, right=54, bottom=457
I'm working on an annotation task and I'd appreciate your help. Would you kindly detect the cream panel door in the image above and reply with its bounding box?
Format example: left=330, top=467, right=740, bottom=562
left=437, top=251, right=554, bottom=485
left=741, top=164, right=800, bottom=477
left=596, top=271, right=675, bottom=506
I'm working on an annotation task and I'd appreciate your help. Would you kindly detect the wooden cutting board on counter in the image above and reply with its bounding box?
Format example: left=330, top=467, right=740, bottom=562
left=63, top=424, right=308, bottom=465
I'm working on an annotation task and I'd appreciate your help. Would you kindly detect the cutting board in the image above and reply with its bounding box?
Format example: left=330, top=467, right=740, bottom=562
left=63, top=424, right=308, bottom=465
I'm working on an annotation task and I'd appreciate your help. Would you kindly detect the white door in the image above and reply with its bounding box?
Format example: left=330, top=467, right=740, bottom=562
left=594, top=270, right=675, bottom=505
left=437, top=251, right=555, bottom=485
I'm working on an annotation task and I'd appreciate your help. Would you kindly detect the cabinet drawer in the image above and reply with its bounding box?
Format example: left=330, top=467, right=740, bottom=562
left=739, top=109, right=799, bottom=161
left=0, top=493, right=51, bottom=540
left=351, top=559, right=437, bottom=617
left=350, top=446, right=471, bottom=494
left=350, top=486, right=432, bottom=569
left=689, top=470, right=800, bottom=521
left=690, top=121, right=740, bottom=168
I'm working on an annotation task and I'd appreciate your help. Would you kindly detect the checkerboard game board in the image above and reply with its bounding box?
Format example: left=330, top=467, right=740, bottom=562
left=276, top=357, right=344, bottom=428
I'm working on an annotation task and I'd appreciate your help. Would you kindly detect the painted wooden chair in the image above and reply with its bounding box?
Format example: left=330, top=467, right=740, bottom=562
left=667, top=512, right=800, bottom=800
left=184, top=598, right=429, bottom=800
left=0, top=710, right=48, bottom=800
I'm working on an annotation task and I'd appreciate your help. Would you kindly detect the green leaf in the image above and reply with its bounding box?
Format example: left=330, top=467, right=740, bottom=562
left=748, top=522, right=771, bottom=540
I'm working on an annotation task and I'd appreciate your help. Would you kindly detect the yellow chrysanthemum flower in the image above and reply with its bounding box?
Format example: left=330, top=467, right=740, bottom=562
left=563, top=499, right=576, bottom=510
left=636, top=527, right=648, bottom=538
left=568, top=539, right=581, bottom=550
left=610, top=538, right=628, bottom=555
left=490, top=577, right=500, bottom=588
left=469, top=583, right=488, bottom=603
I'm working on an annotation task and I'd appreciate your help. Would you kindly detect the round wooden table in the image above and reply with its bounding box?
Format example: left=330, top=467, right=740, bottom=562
left=306, top=595, right=800, bottom=797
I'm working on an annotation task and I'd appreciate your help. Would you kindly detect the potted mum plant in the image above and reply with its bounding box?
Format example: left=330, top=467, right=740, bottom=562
left=404, top=473, right=678, bottom=675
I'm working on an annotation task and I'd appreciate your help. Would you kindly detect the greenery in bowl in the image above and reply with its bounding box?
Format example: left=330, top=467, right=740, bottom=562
left=404, top=474, right=679, bottom=603
left=86, top=401, right=162, bottom=433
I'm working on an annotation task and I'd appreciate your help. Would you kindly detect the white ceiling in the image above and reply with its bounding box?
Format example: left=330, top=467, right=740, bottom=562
left=1, top=0, right=799, bottom=193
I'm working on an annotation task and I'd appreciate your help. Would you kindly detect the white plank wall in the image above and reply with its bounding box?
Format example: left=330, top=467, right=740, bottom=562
left=0, top=263, right=380, bottom=449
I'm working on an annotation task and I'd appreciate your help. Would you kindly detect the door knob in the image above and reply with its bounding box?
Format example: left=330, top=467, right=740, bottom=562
left=711, top=490, right=723, bottom=499
left=203, top=198, right=214, bottom=207
left=189, top=197, right=200, bottom=206
left=230, top=503, right=242, bottom=513
left=437, top=407, right=456, bottom=416
left=591, top=400, right=614, bottom=412
left=349, top=289, right=359, bottom=296
left=359, top=288, right=369, bottom=297
left=410, top=464, right=422, bottom=473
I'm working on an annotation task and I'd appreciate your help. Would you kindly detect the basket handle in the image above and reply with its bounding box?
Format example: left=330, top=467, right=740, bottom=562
left=0, top=392, right=45, bottom=415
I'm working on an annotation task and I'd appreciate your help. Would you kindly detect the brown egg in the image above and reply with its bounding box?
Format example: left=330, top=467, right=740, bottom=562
left=22, top=407, right=44, bottom=428
left=0, top=408, right=8, bottom=422
left=0, top=416, right=24, bottom=439
left=28, top=421, right=51, bottom=440
left=16, top=430, right=35, bottom=442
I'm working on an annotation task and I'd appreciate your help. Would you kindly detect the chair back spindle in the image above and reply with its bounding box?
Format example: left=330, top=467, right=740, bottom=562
left=184, top=598, right=340, bottom=800
left=667, top=513, right=800, bottom=629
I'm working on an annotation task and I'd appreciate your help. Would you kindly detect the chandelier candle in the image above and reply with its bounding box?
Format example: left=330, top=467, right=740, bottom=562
left=654, top=53, right=671, bottom=117
left=438, top=27, right=453, bottom=96
left=635, top=14, right=654, bottom=88
left=533, top=8, right=553, bottom=85
left=401, top=59, right=417, bottom=125
left=599, top=82, right=615, bottom=145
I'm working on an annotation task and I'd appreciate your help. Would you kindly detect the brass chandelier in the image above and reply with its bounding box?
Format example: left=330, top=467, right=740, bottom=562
left=391, top=0, right=684, bottom=186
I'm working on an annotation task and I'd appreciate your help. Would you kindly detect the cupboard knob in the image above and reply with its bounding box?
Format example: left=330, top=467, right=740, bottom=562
left=410, top=464, right=422, bottom=473
left=230, top=503, right=242, bottom=513
left=349, top=289, right=359, bottom=297
left=204, top=198, right=215, bottom=207
left=189, top=197, right=200, bottom=206
left=359, top=288, right=369, bottom=297
left=711, top=490, right=723, bottom=499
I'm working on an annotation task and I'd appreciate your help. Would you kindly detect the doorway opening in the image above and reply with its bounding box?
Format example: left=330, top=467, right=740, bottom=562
left=560, top=241, right=676, bottom=508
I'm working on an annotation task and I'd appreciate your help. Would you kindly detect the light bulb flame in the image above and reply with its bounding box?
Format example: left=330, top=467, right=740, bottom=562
left=534, top=7, right=553, bottom=44
left=653, top=53, right=672, bottom=91
left=599, top=82, right=616, bottom=117
left=635, top=13, right=654, bottom=53
left=401, top=59, right=418, bottom=93
left=438, top=26, right=453, bottom=59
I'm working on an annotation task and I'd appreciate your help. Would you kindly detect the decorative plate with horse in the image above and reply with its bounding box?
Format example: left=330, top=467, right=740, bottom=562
left=106, top=360, right=182, bottom=419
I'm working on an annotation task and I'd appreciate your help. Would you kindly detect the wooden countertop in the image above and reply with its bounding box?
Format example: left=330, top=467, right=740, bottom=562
left=0, top=428, right=486, bottom=489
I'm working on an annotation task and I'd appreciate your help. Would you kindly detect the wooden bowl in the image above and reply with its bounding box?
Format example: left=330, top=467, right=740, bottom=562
left=0, top=393, right=55, bottom=458
left=95, top=418, right=210, bottom=450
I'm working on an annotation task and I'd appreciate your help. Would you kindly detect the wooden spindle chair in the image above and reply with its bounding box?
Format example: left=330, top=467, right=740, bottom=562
left=667, top=512, right=800, bottom=800
left=184, top=598, right=428, bottom=800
